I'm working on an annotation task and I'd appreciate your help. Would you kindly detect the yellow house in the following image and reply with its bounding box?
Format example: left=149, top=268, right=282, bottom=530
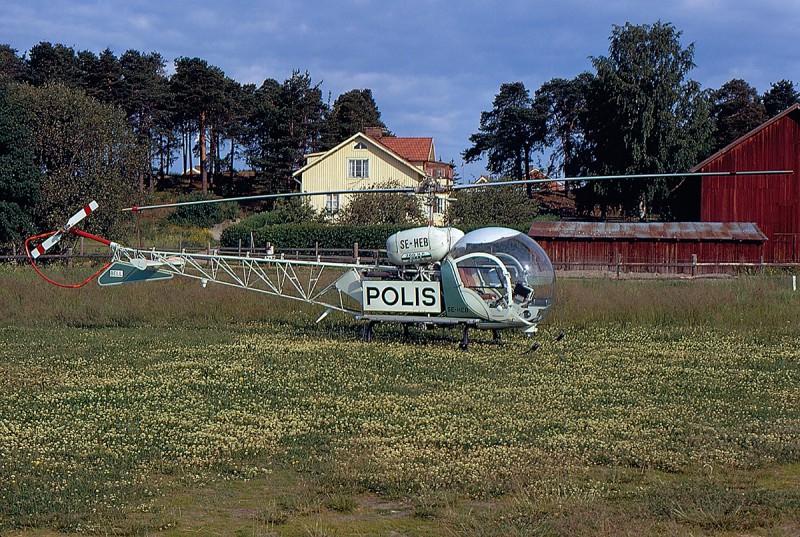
left=292, top=129, right=454, bottom=224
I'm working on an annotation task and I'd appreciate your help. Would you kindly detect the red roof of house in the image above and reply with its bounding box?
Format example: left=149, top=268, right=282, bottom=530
left=377, top=137, right=434, bottom=162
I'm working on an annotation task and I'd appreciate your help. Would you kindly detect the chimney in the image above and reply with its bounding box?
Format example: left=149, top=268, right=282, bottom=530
left=364, top=126, right=383, bottom=140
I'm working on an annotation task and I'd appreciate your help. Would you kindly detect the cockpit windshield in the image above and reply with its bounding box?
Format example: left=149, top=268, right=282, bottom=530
left=449, top=227, right=555, bottom=310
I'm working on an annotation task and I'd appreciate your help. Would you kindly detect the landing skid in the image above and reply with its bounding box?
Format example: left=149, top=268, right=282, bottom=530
left=356, top=314, right=494, bottom=349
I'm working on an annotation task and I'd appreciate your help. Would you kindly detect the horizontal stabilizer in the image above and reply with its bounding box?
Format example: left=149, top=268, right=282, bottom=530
left=97, top=261, right=174, bottom=286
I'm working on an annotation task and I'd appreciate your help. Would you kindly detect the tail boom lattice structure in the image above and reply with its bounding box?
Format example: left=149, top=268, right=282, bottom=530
left=109, top=244, right=392, bottom=315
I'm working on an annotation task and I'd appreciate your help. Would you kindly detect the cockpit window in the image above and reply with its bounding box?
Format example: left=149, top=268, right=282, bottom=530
left=449, top=227, right=555, bottom=308
left=456, top=257, right=505, bottom=301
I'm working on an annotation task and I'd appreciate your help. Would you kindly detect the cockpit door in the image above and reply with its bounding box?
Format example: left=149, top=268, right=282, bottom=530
left=452, top=253, right=513, bottom=321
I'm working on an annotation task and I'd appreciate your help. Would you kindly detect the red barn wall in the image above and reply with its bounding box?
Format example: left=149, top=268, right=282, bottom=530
left=534, top=238, right=765, bottom=274
left=699, top=108, right=800, bottom=261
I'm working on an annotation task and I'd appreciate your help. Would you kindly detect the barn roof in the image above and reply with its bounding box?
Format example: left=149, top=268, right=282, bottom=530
left=692, top=103, right=800, bottom=171
left=528, top=221, right=767, bottom=242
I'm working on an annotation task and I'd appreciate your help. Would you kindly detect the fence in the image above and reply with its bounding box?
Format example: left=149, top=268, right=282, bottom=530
left=4, top=245, right=799, bottom=277
left=0, top=242, right=387, bottom=266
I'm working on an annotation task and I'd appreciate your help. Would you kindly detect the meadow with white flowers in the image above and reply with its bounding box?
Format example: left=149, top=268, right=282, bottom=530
left=1, top=268, right=799, bottom=535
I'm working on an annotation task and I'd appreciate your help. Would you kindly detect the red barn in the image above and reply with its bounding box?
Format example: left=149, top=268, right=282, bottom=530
left=693, top=104, right=800, bottom=262
left=528, top=221, right=767, bottom=275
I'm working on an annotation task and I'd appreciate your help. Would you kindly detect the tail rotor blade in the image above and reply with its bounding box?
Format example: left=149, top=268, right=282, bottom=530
left=31, top=231, right=65, bottom=259
left=65, top=201, right=99, bottom=230
left=30, top=201, right=99, bottom=259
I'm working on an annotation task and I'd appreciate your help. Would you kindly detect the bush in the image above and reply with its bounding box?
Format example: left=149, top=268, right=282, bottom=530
left=220, top=222, right=413, bottom=249
left=165, top=193, right=238, bottom=228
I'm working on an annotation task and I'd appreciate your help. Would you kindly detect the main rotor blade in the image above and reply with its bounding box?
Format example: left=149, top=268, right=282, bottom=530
left=123, top=187, right=416, bottom=212
left=452, top=170, right=793, bottom=191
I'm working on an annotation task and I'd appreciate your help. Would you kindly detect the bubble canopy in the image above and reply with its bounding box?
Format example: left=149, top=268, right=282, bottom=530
left=448, top=227, right=555, bottom=309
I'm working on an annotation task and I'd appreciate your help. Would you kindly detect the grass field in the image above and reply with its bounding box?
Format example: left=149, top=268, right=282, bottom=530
left=1, top=265, right=799, bottom=536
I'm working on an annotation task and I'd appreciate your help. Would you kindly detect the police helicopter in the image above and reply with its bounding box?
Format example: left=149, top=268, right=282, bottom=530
left=24, top=170, right=788, bottom=349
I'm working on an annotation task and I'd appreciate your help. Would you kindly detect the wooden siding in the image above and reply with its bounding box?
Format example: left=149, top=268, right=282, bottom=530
left=300, top=139, right=423, bottom=214
left=532, top=237, right=765, bottom=274
left=529, top=222, right=767, bottom=274
left=296, top=132, right=452, bottom=224
left=698, top=105, right=800, bottom=262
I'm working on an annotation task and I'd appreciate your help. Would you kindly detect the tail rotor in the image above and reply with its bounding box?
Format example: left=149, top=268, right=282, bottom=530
left=25, top=201, right=114, bottom=288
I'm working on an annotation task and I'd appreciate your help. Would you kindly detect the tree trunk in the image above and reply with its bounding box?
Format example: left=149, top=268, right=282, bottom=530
left=229, top=139, right=235, bottom=183
left=524, top=146, right=532, bottom=198
left=199, top=111, right=208, bottom=194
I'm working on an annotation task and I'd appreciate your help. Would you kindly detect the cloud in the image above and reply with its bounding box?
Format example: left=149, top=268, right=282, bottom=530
left=2, top=0, right=798, bottom=179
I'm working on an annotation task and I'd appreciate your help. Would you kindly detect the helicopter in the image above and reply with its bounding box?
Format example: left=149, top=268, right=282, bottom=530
left=24, top=170, right=789, bottom=349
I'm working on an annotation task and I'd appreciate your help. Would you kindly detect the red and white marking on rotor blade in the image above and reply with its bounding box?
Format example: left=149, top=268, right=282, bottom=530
left=31, top=231, right=64, bottom=259
left=31, top=200, right=99, bottom=259
left=65, top=200, right=99, bottom=230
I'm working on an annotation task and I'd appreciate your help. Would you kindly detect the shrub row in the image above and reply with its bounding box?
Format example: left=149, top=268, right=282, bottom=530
left=220, top=220, right=540, bottom=250
left=166, top=193, right=238, bottom=228
left=220, top=222, right=414, bottom=249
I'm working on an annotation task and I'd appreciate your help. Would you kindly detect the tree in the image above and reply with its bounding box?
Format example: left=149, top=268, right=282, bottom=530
left=271, top=197, right=317, bottom=223
left=12, top=83, right=144, bottom=237
left=463, top=82, right=544, bottom=196
left=534, top=73, right=593, bottom=178
left=215, top=80, right=254, bottom=193
left=79, top=48, right=122, bottom=105
left=338, top=182, right=425, bottom=225
left=762, top=79, right=799, bottom=117
left=578, top=21, right=713, bottom=218
left=710, top=79, right=767, bottom=151
left=244, top=71, right=325, bottom=192
left=170, top=57, right=229, bottom=193
left=118, top=50, right=173, bottom=189
left=445, top=179, right=541, bottom=230
left=322, top=88, right=386, bottom=148
left=0, top=45, right=27, bottom=83
left=26, top=42, right=81, bottom=87
left=0, top=84, right=42, bottom=248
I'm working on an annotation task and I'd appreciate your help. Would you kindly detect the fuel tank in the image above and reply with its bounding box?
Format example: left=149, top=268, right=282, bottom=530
left=386, top=226, right=465, bottom=265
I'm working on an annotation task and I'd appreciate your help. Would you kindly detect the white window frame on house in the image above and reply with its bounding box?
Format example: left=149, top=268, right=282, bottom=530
left=325, top=193, right=340, bottom=213
left=434, top=196, right=446, bottom=214
left=354, top=142, right=368, bottom=150
left=348, top=158, right=370, bottom=178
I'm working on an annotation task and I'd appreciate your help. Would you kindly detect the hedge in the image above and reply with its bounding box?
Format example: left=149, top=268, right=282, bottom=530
left=220, top=222, right=414, bottom=249
left=220, top=220, right=544, bottom=250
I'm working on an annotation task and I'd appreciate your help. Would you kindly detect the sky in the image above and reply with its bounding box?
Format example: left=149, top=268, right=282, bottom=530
left=2, top=0, right=799, bottom=182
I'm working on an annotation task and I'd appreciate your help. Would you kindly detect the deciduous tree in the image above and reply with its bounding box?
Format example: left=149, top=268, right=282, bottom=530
left=0, top=84, right=41, bottom=248
left=338, top=182, right=425, bottom=225
left=445, top=179, right=541, bottom=230
left=579, top=21, right=712, bottom=218
left=12, top=83, right=144, bottom=237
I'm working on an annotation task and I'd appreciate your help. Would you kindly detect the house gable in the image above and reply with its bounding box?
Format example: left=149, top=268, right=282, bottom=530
left=293, top=132, right=426, bottom=180
left=292, top=132, right=428, bottom=216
